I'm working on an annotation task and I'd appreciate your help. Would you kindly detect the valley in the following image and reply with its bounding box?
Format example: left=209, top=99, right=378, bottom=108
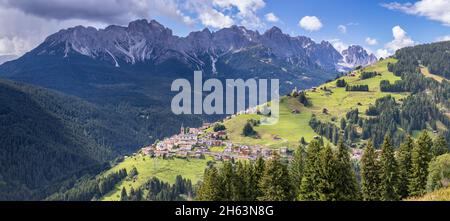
left=0, top=19, right=449, bottom=202
left=83, top=53, right=448, bottom=201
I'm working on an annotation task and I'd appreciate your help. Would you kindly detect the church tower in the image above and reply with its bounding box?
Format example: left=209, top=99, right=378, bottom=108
left=180, top=124, right=185, bottom=134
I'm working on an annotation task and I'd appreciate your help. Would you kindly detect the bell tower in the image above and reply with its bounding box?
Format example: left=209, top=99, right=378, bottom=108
left=180, top=123, right=185, bottom=134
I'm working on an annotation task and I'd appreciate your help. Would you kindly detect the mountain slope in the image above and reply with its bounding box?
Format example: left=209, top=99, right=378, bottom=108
left=223, top=52, right=449, bottom=148
left=0, top=78, right=160, bottom=200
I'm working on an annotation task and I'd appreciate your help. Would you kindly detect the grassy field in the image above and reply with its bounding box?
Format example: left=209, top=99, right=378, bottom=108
left=223, top=97, right=319, bottom=149
left=407, top=187, right=450, bottom=201
left=308, top=58, right=408, bottom=121
left=100, top=155, right=212, bottom=201
left=223, top=58, right=409, bottom=148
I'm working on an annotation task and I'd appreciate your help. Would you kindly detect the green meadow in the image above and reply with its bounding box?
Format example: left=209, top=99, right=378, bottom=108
left=223, top=58, right=410, bottom=148
left=100, top=155, right=212, bottom=201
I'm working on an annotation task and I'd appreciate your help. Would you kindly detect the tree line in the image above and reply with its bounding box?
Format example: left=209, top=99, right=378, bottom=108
left=196, top=133, right=448, bottom=201
left=120, top=175, right=194, bottom=201
left=46, top=169, right=128, bottom=201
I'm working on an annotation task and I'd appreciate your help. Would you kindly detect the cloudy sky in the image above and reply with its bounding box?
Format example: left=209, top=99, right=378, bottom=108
left=0, top=0, right=449, bottom=58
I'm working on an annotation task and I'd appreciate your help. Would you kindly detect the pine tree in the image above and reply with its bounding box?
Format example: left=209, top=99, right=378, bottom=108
left=361, top=140, right=381, bottom=201
left=299, top=140, right=322, bottom=200
left=258, top=154, right=294, bottom=201
left=317, top=144, right=337, bottom=201
left=242, top=122, right=256, bottom=137
left=409, top=131, right=433, bottom=196
left=340, top=118, right=347, bottom=130
left=244, top=162, right=259, bottom=201
left=253, top=157, right=265, bottom=198
left=234, top=161, right=249, bottom=200
left=379, top=136, right=399, bottom=201
left=397, top=136, right=414, bottom=198
left=220, top=161, right=236, bottom=200
left=197, top=166, right=223, bottom=201
left=431, top=135, right=448, bottom=158
left=290, top=145, right=305, bottom=195
left=334, top=139, right=360, bottom=200
left=120, top=187, right=128, bottom=201
left=129, top=187, right=136, bottom=201
left=135, top=188, right=143, bottom=201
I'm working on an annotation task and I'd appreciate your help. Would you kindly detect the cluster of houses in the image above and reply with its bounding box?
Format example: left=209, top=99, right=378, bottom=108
left=140, top=123, right=291, bottom=161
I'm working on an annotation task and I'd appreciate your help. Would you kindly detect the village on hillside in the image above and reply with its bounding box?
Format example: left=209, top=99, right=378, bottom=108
left=140, top=121, right=292, bottom=162
left=139, top=85, right=369, bottom=162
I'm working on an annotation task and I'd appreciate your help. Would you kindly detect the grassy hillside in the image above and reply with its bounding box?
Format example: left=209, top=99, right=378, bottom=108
left=223, top=58, right=410, bottom=149
left=223, top=97, right=318, bottom=148
left=407, top=187, right=450, bottom=201
left=308, top=58, right=408, bottom=121
left=100, top=155, right=212, bottom=201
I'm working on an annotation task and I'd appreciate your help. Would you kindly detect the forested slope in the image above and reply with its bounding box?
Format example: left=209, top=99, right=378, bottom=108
left=0, top=79, right=154, bottom=200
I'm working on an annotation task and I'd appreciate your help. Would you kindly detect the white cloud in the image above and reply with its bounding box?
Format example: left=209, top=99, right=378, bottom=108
left=436, top=35, right=450, bottom=42
left=329, top=39, right=348, bottom=53
left=382, top=0, right=450, bottom=26
left=182, top=0, right=268, bottom=29
left=0, top=36, right=33, bottom=55
left=299, top=16, right=323, bottom=31
left=365, top=37, right=378, bottom=45
left=0, top=7, right=106, bottom=56
left=385, top=26, right=415, bottom=51
left=0, top=0, right=271, bottom=55
left=338, top=25, right=347, bottom=34
left=265, top=12, right=279, bottom=23
left=211, top=0, right=266, bottom=29
left=0, top=0, right=194, bottom=26
left=376, top=49, right=390, bottom=59
left=197, top=7, right=234, bottom=29
left=374, top=25, right=416, bottom=58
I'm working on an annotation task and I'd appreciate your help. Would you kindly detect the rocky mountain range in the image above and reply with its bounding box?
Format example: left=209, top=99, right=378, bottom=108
left=21, top=19, right=375, bottom=74
left=338, top=45, right=378, bottom=71
left=0, top=19, right=378, bottom=124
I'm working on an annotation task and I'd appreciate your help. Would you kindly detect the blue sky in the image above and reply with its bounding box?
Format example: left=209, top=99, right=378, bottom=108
left=150, top=0, right=450, bottom=57
left=0, top=0, right=449, bottom=57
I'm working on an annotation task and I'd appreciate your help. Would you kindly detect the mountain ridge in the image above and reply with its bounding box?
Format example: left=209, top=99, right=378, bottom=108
left=25, top=19, right=374, bottom=72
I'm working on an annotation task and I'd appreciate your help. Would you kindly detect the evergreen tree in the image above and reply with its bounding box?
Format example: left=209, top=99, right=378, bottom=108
left=253, top=157, right=265, bottom=198
left=120, top=187, right=128, bottom=201
left=340, top=118, right=347, bottom=130
left=298, top=91, right=310, bottom=106
left=244, top=162, right=259, bottom=201
left=397, top=136, right=414, bottom=198
left=258, top=154, right=294, bottom=201
left=234, top=161, right=250, bottom=200
left=431, top=135, right=448, bottom=158
left=379, top=136, right=400, bottom=201
left=317, top=144, right=337, bottom=201
left=242, top=122, right=257, bottom=137
left=409, top=131, right=433, bottom=196
left=299, top=140, right=322, bottom=200
left=220, top=161, right=236, bottom=200
left=300, top=137, right=306, bottom=145
left=197, top=167, right=223, bottom=201
left=290, top=145, right=305, bottom=195
left=361, top=140, right=381, bottom=201
left=334, top=139, right=360, bottom=200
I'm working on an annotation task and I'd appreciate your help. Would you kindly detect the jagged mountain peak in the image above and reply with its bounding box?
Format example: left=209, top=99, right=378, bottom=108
left=24, top=19, right=369, bottom=73
left=264, top=26, right=283, bottom=35
left=337, top=45, right=378, bottom=71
